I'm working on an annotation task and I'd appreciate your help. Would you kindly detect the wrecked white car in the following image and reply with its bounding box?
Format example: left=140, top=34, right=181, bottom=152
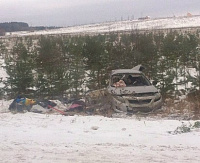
left=107, top=65, right=162, bottom=113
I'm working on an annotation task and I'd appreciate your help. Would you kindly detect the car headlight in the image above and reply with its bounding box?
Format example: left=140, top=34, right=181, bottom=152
left=154, top=92, right=161, bottom=102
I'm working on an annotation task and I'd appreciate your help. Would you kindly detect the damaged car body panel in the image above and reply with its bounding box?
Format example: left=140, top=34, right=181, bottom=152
left=107, top=67, right=162, bottom=112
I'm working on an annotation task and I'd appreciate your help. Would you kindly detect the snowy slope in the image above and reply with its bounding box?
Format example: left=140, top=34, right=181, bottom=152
left=0, top=109, right=200, bottom=163
left=7, top=16, right=200, bottom=37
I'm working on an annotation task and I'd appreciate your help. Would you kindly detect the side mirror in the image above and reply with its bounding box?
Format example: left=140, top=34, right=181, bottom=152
left=152, top=80, right=157, bottom=86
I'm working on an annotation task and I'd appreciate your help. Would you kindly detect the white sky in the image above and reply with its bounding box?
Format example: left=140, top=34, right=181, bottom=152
left=0, top=0, right=200, bottom=27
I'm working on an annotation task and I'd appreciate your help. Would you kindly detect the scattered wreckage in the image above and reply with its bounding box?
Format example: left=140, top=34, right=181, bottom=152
left=86, top=65, right=162, bottom=113
left=9, top=96, right=86, bottom=115
left=8, top=65, right=162, bottom=115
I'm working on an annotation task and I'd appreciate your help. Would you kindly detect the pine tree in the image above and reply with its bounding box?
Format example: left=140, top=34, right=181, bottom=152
left=82, top=35, right=109, bottom=89
left=34, top=36, right=68, bottom=98
left=159, top=31, right=178, bottom=97
left=4, top=41, right=34, bottom=98
left=66, top=36, right=86, bottom=98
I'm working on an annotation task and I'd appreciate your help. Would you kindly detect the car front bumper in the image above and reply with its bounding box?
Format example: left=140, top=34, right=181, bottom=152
left=112, top=94, right=162, bottom=112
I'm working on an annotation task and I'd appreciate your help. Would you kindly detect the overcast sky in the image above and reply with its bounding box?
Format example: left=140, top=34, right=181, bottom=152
left=0, top=0, right=200, bottom=27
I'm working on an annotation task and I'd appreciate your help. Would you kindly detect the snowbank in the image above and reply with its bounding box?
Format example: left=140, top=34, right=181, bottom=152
left=0, top=106, right=200, bottom=163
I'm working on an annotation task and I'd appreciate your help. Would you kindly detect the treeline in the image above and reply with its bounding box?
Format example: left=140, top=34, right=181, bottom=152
left=0, top=22, right=61, bottom=36
left=0, top=30, right=200, bottom=99
left=0, top=22, right=29, bottom=33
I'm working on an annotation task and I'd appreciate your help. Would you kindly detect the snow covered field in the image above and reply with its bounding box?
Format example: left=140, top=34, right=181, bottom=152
left=6, top=15, right=200, bottom=37
left=0, top=101, right=200, bottom=163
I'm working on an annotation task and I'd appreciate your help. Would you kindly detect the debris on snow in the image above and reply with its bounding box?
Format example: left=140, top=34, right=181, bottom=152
left=91, top=126, right=99, bottom=130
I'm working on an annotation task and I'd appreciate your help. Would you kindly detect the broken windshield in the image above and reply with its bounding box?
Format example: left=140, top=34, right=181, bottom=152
left=111, top=73, right=151, bottom=87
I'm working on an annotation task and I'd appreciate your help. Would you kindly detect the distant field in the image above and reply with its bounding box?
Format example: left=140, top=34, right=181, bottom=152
left=2, top=15, right=200, bottom=37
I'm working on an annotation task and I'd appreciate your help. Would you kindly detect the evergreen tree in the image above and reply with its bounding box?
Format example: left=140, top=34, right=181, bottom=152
left=4, top=41, right=34, bottom=97
left=34, top=36, right=68, bottom=98
left=82, top=35, right=109, bottom=89
left=159, top=31, right=178, bottom=96
left=66, top=36, right=86, bottom=98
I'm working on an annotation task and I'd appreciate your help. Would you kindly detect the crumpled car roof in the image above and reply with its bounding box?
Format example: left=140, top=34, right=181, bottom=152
left=111, top=69, right=141, bottom=75
left=111, top=65, right=145, bottom=75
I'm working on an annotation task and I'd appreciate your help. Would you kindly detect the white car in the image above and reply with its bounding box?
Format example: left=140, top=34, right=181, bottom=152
left=107, top=65, right=162, bottom=113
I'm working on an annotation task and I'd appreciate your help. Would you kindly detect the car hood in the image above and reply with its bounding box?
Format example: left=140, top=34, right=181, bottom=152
left=107, top=85, right=158, bottom=95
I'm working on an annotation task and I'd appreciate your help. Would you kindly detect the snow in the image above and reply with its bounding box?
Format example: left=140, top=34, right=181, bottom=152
left=0, top=58, right=8, bottom=88
left=0, top=101, right=200, bottom=163
left=174, top=67, right=199, bottom=91
left=1, top=15, right=200, bottom=163
left=5, top=16, right=200, bottom=37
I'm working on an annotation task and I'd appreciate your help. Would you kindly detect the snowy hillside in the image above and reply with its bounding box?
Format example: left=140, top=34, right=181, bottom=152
left=6, top=15, right=200, bottom=37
